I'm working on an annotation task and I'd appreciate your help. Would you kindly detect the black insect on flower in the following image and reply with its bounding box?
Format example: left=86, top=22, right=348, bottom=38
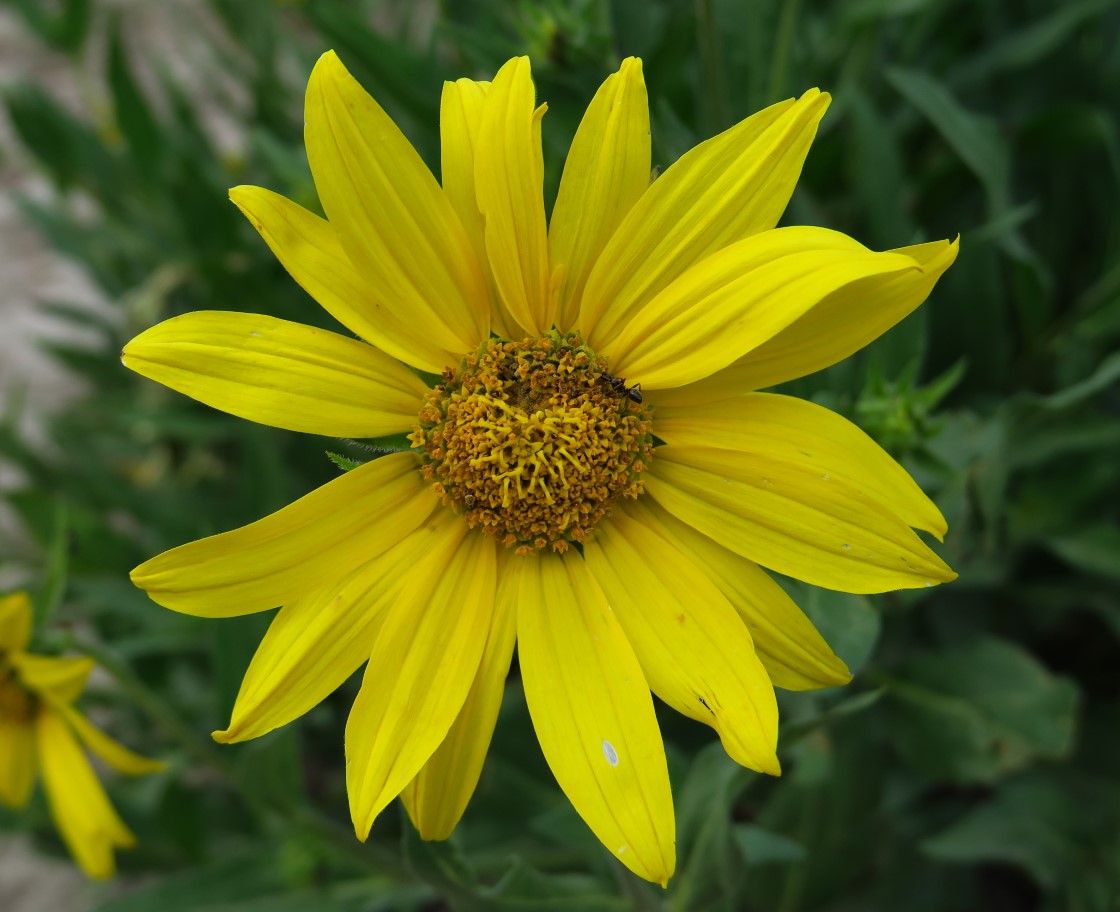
left=599, top=370, right=643, bottom=403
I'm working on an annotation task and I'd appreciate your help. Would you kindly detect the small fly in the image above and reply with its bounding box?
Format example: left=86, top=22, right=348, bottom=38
left=599, top=370, right=643, bottom=404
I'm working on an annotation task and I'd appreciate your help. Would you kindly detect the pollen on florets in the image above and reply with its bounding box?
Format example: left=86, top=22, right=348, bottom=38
left=410, top=333, right=654, bottom=554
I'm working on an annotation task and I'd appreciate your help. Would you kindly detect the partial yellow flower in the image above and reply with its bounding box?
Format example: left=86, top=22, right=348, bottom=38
left=121, top=51, right=956, bottom=885
left=0, top=592, right=164, bottom=879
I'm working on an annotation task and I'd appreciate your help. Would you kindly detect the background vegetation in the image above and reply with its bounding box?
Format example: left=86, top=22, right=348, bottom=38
left=2, top=0, right=1118, bottom=909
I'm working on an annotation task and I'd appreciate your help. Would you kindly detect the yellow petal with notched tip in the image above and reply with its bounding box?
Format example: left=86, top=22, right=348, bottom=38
left=304, top=51, right=488, bottom=356
left=0, top=591, right=32, bottom=654
left=347, top=526, right=496, bottom=840
left=37, top=709, right=135, bottom=880
left=400, top=548, right=518, bottom=840
left=517, top=550, right=675, bottom=886
left=549, top=58, right=650, bottom=331
left=215, top=511, right=455, bottom=744
left=440, top=79, right=514, bottom=339
left=659, top=238, right=960, bottom=397
left=641, top=500, right=850, bottom=691
left=601, top=228, right=919, bottom=389
left=122, top=311, right=426, bottom=438
left=654, top=392, right=946, bottom=539
left=53, top=703, right=164, bottom=776
left=230, top=186, right=461, bottom=374
left=0, top=716, right=36, bottom=809
left=131, top=453, right=435, bottom=618
left=581, top=90, right=829, bottom=347
left=475, top=57, right=553, bottom=335
left=585, top=503, right=780, bottom=775
left=12, top=654, right=94, bottom=702
left=646, top=446, right=956, bottom=594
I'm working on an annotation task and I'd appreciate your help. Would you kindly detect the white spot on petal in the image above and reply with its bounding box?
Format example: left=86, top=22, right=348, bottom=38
left=842, top=543, right=852, bottom=550
left=822, top=473, right=831, bottom=481
left=602, top=740, right=619, bottom=766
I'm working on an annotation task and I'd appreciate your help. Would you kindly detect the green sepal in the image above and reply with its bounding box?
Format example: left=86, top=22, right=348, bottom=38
left=325, top=451, right=364, bottom=473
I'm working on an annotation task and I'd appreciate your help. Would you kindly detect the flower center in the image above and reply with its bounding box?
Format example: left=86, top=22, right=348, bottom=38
left=0, top=667, right=34, bottom=724
left=411, top=333, right=654, bottom=554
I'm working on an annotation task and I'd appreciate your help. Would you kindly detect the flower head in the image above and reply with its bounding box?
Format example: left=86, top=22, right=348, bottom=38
left=121, top=52, right=956, bottom=884
left=0, top=592, right=164, bottom=879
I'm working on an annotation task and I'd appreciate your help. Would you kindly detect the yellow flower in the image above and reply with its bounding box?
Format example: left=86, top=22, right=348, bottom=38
left=0, top=592, right=164, bottom=879
left=121, top=52, right=956, bottom=885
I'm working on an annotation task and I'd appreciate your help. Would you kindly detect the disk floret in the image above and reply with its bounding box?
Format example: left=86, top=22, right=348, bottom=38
left=0, top=665, right=34, bottom=725
left=411, top=333, right=654, bottom=554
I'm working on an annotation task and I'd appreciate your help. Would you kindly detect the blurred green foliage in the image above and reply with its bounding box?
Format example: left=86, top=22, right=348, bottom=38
left=2, top=0, right=1118, bottom=909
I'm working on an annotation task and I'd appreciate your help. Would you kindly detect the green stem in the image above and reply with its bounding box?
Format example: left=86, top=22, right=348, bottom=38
left=695, top=0, right=729, bottom=133
left=767, top=0, right=803, bottom=104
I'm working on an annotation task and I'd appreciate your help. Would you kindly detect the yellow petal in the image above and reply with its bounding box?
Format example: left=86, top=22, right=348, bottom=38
left=347, top=527, right=496, bottom=840
left=400, top=548, right=518, bottom=840
left=304, top=51, right=488, bottom=355
left=53, top=703, right=164, bottom=776
left=646, top=446, right=956, bottom=594
left=229, top=186, right=461, bottom=374
left=215, top=511, right=456, bottom=743
left=440, top=79, right=514, bottom=338
left=36, top=709, right=135, bottom=880
left=602, top=228, right=919, bottom=389
left=581, top=90, right=830, bottom=347
left=12, top=654, right=94, bottom=702
left=653, top=392, right=947, bottom=539
left=122, top=311, right=427, bottom=438
left=585, top=503, right=780, bottom=774
left=0, top=591, right=32, bottom=653
left=641, top=500, right=850, bottom=691
left=475, top=57, right=553, bottom=335
left=0, top=716, right=36, bottom=808
left=548, top=58, right=650, bottom=331
left=656, top=238, right=961, bottom=396
left=131, top=453, right=434, bottom=617
left=517, top=550, right=675, bottom=885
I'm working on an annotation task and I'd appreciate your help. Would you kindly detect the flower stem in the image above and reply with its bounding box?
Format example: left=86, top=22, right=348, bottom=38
left=767, top=0, right=802, bottom=104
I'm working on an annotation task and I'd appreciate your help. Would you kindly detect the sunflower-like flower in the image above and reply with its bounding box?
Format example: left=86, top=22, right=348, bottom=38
left=121, top=53, right=956, bottom=884
left=0, top=592, right=164, bottom=878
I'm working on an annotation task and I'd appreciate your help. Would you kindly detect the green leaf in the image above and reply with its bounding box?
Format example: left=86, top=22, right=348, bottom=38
left=886, top=67, right=1012, bottom=213
left=9, top=0, right=91, bottom=53
left=884, top=66, right=1046, bottom=280
left=400, top=820, right=478, bottom=899
left=478, top=857, right=632, bottom=911
left=732, top=824, right=807, bottom=865
left=108, top=13, right=163, bottom=179
left=35, top=497, right=70, bottom=632
left=955, top=0, right=1117, bottom=83
left=1044, top=525, right=1120, bottom=580
left=795, top=585, right=881, bottom=675
left=886, top=637, right=1079, bottom=783
left=668, top=742, right=751, bottom=912
left=922, top=769, right=1120, bottom=891
left=846, top=92, right=912, bottom=247
left=1020, top=351, right=1120, bottom=412
left=93, top=850, right=289, bottom=911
